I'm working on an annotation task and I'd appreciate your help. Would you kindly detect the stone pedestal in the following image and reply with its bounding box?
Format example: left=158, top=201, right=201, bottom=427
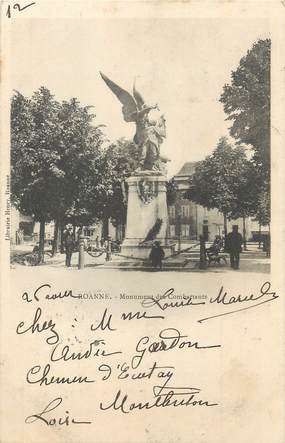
left=121, top=172, right=175, bottom=259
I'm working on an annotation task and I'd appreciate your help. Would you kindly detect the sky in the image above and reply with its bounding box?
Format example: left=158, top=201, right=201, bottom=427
left=11, top=17, right=269, bottom=176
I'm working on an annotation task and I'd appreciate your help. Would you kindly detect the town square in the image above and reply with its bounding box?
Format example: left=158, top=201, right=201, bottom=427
left=10, top=25, right=270, bottom=274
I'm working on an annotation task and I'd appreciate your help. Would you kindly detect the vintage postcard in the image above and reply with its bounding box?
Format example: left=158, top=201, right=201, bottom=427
left=0, top=0, right=284, bottom=442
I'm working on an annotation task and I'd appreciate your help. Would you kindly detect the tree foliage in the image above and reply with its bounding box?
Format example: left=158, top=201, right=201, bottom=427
left=166, top=178, right=179, bottom=207
left=11, top=87, right=106, bottom=259
left=185, top=137, right=256, bottom=232
left=101, top=138, right=140, bottom=229
left=220, top=39, right=271, bottom=227
left=254, top=188, right=270, bottom=226
left=220, top=38, right=270, bottom=177
left=228, top=160, right=259, bottom=220
left=57, top=98, right=107, bottom=227
left=11, top=88, right=60, bottom=222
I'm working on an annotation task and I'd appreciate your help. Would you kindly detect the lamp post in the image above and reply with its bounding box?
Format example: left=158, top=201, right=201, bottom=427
left=242, top=216, right=247, bottom=251
left=78, top=236, right=85, bottom=270
left=199, top=235, right=207, bottom=270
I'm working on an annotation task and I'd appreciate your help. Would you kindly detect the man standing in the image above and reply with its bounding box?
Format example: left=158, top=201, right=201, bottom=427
left=63, top=225, right=74, bottom=267
left=149, top=241, right=165, bottom=271
left=226, top=225, right=243, bottom=270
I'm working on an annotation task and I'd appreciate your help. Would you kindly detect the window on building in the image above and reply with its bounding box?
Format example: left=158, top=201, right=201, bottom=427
left=84, top=228, right=95, bottom=237
left=181, top=205, right=190, bottom=217
left=169, top=206, right=175, bottom=217
left=181, top=224, right=190, bottom=238
left=170, top=224, right=176, bottom=237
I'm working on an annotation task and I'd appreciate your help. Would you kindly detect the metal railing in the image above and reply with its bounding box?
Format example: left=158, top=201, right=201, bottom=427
left=78, top=235, right=201, bottom=269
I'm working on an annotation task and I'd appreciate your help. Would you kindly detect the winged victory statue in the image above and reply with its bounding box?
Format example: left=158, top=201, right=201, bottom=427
left=100, top=72, right=168, bottom=173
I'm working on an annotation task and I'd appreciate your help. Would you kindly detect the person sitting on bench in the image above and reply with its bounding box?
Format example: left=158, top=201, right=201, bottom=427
left=206, top=235, right=227, bottom=265
left=207, top=235, right=223, bottom=254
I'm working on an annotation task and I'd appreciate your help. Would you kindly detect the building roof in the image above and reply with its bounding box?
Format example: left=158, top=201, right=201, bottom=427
left=175, top=162, right=197, bottom=177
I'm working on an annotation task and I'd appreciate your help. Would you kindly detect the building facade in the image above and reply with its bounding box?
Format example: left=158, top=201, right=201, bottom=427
left=168, top=162, right=251, bottom=242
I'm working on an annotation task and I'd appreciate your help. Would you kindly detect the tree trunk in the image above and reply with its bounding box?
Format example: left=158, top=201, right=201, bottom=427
left=52, top=219, right=61, bottom=256
left=102, top=216, right=109, bottom=239
left=223, top=213, right=227, bottom=237
left=38, top=220, right=45, bottom=264
left=177, top=214, right=181, bottom=252
left=60, top=224, right=65, bottom=253
left=258, top=223, right=262, bottom=249
left=242, top=216, right=247, bottom=251
left=199, top=235, right=207, bottom=269
left=115, top=225, right=120, bottom=241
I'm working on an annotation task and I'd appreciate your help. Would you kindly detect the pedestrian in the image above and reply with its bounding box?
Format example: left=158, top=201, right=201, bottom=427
left=207, top=235, right=223, bottom=255
left=225, top=225, right=243, bottom=270
left=214, top=235, right=223, bottom=251
left=63, top=224, right=75, bottom=267
left=149, top=241, right=165, bottom=271
left=263, top=235, right=270, bottom=257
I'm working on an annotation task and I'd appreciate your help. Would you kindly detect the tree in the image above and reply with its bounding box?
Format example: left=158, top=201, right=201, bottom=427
left=52, top=97, right=106, bottom=249
left=11, top=88, right=62, bottom=262
left=100, top=138, right=140, bottom=238
left=166, top=178, right=179, bottom=207
left=185, top=137, right=253, bottom=236
left=219, top=39, right=271, bottom=240
left=227, top=161, right=259, bottom=248
left=11, top=88, right=106, bottom=261
left=254, top=187, right=270, bottom=227
left=220, top=39, right=270, bottom=178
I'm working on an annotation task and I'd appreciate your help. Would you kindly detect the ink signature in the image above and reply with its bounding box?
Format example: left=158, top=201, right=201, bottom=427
left=142, top=282, right=278, bottom=323
left=25, top=397, right=92, bottom=426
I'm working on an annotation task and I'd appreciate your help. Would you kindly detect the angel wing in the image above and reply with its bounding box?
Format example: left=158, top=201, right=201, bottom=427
left=100, top=72, right=138, bottom=122
left=133, top=81, right=145, bottom=110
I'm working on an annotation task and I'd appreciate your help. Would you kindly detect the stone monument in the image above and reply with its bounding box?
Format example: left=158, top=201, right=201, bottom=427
left=100, top=72, right=175, bottom=259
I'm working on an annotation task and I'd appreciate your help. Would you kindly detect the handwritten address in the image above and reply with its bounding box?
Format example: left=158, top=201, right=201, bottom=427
left=15, top=281, right=278, bottom=426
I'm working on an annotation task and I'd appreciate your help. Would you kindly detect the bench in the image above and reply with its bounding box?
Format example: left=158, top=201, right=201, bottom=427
left=206, top=250, right=228, bottom=266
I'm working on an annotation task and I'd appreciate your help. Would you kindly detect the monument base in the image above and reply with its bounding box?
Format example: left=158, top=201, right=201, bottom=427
left=120, top=243, right=175, bottom=260
left=121, top=171, right=173, bottom=260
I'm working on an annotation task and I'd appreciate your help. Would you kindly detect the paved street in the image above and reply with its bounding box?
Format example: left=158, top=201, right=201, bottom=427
left=11, top=242, right=270, bottom=274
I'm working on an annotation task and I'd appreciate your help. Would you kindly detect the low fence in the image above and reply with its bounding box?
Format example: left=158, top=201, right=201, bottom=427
left=78, top=236, right=203, bottom=270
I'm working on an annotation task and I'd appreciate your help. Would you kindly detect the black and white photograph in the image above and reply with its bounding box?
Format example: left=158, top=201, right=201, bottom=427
left=9, top=18, right=271, bottom=273
left=0, top=1, right=284, bottom=442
